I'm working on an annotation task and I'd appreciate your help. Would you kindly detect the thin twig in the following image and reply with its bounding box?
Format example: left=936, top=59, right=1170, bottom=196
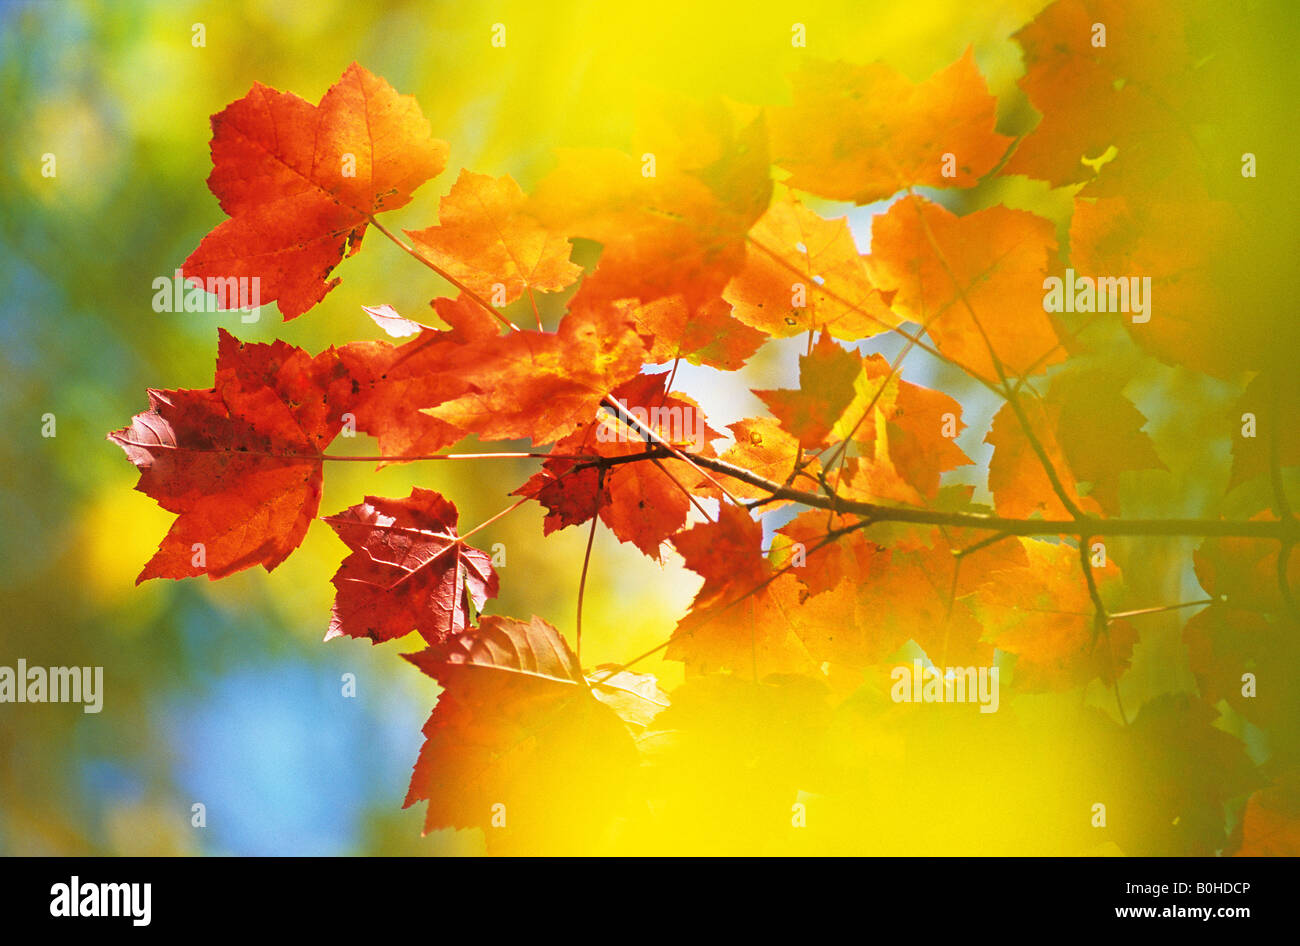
left=1108, top=599, right=1216, bottom=620
left=600, top=394, right=739, bottom=506
left=903, top=188, right=1087, bottom=523
left=576, top=469, right=605, bottom=661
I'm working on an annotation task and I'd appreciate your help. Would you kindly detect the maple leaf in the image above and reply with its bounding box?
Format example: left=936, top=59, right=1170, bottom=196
left=671, top=502, right=766, bottom=598
left=183, top=63, right=448, bottom=319
left=108, top=329, right=355, bottom=582
left=835, top=454, right=924, bottom=508
left=1040, top=366, right=1165, bottom=514
left=889, top=529, right=1032, bottom=668
left=754, top=332, right=861, bottom=449
left=336, top=295, right=500, bottom=462
left=324, top=488, right=498, bottom=645
left=1005, top=0, right=1210, bottom=195
left=1228, top=369, right=1300, bottom=492
left=985, top=366, right=1166, bottom=520
left=771, top=48, right=1012, bottom=204
left=775, top=509, right=883, bottom=597
left=930, top=517, right=1033, bottom=597
left=882, top=379, right=972, bottom=500
left=1236, top=775, right=1300, bottom=856
left=867, top=195, right=1062, bottom=381
left=621, top=295, right=766, bottom=371
left=514, top=372, right=722, bottom=560
left=778, top=522, right=1011, bottom=672
left=667, top=505, right=820, bottom=676
left=764, top=571, right=879, bottom=669
left=985, top=399, right=1100, bottom=520
left=1103, top=695, right=1262, bottom=856
left=513, top=462, right=607, bottom=540
left=1070, top=196, right=1255, bottom=379
left=405, top=169, right=583, bottom=307
left=974, top=538, right=1134, bottom=691
left=529, top=96, right=770, bottom=314
left=402, top=615, right=657, bottom=846
left=840, top=353, right=974, bottom=501
left=1194, top=528, right=1300, bottom=615
left=422, top=302, right=648, bottom=445
left=707, top=417, right=820, bottom=509
left=724, top=195, right=897, bottom=341
left=1184, top=605, right=1300, bottom=754
left=1183, top=606, right=1271, bottom=710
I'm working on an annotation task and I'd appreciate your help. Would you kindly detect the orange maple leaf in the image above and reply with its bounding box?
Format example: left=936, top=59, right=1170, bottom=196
left=337, top=295, right=500, bottom=462
left=1005, top=0, right=1209, bottom=195
left=1237, top=776, right=1300, bottom=856
left=529, top=97, right=770, bottom=314
left=405, top=169, right=583, bottom=308
left=867, top=195, right=1062, bottom=381
left=725, top=195, right=897, bottom=341
left=771, top=48, right=1012, bottom=204
left=753, top=332, right=861, bottom=449
left=708, top=417, right=820, bottom=508
left=975, top=538, right=1134, bottom=691
left=1070, top=195, right=1254, bottom=379
left=423, top=303, right=648, bottom=445
left=841, top=353, right=973, bottom=501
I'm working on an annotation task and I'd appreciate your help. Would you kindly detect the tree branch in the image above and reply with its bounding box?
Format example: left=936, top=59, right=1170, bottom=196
left=575, top=447, right=1300, bottom=541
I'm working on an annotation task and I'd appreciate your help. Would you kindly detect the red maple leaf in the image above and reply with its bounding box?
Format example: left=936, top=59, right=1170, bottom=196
left=401, top=615, right=661, bottom=845
left=324, top=488, right=499, bottom=645
left=514, top=371, right=722, bottom=560
left=666, top=505, right=820, bottom=676
left=108, top=329, right=355, bottom=582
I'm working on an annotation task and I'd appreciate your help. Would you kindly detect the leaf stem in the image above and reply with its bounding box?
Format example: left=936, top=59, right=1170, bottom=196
left=575, top=469, right=605, bottom=662
left=367, top=215, right=521, bottom=332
